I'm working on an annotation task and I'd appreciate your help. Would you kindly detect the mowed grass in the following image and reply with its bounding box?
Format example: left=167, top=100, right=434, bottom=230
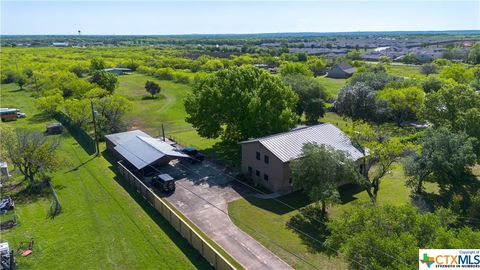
left=0, top=84, right=211, bottom=269
left=315, top=76, right=346, bottom=98
left=117, top=73, right=217, bottom=149
left=386, top=63, right=426, bottom=78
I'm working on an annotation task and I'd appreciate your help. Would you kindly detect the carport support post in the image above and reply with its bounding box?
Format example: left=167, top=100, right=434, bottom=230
left=90, top=100, right=100, bottom=156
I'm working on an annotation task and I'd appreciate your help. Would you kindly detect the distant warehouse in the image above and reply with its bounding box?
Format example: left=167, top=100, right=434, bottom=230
left=105, top=130, right=188, bottom=170
left=240, top=123, right=364, bottom=192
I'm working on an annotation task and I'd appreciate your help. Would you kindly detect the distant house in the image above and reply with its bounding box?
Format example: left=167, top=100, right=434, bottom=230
left=105, top=130, right=188, bottom=170
left=240, top=123, right=365, bottom=192
left=327, top=62, right=356, bottom=78
left=51, top=42, right=69, bottom=47
left=103, top=68, right=132, bottom=75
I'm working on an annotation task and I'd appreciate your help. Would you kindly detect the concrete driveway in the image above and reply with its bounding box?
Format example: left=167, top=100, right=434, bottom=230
left=160, top=160, right=292, bottom=270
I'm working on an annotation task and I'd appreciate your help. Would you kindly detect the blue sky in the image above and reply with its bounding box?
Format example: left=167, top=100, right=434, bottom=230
left=1, top=1, right=479, bottom=35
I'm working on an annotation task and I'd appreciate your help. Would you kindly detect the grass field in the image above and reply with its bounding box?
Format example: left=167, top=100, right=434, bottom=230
left=117, top=73, right=217, bottom=150
left=315, top=76, right=346, bottom=98
left=385, top=63, right=426, bottom=78
left=0, top=83, right=212, bottom=269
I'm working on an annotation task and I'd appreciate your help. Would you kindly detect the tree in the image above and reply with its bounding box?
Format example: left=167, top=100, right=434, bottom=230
left=16, top=74, right=27, bottom=89
left=349, top=122, right=404, bottom=202
left=185, top=66, right=298, bottom=143
left=281, top=75, right=327, bottom=123
left=145, top=80, right=161, bottom=97
left=35, top=92, right=64, bottom=116
left=420, top=63, right=438, bottom=75
left=90, top=58, right=106, bottom=73
left=349, top=71, right=399, bottom=91
left=379, top=55, right=392, bottom=64
left=404, top=128, right=477, bottom=193
left=94, top=95, right=131, bottom=136
left=325, top=204, right=480, bottom=270
left=467, top=43, right=480, bottom=64
left=421, top=76, right=443, bottom=93
left=440, top=63, right=474, bottom=84
left=307, top=57, right=326, bottom=76
left=279, top=62, right=313, bottom=77
left=421, top=83, right=480, bottom=143
left=346, top=50, right=362, bottom=60
left=1, top=129, right=59, bottom=186
left=402, top=52, right=418, bottom=64
left=293, top=51, right=308, bottom=62
left=335, top=82, right=377, bottom=121
left=64, top=99, right=92, bottom=128
left=89, top=71, right=118, bottom=94
left=291, top=143, right=361, bottom=217
left=201, top=59, right=224, bottom=71
left=377, top=86, right=425, bottom=126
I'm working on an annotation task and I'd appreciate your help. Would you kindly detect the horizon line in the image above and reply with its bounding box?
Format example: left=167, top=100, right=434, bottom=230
left=2, top=29, right=480, bottom=37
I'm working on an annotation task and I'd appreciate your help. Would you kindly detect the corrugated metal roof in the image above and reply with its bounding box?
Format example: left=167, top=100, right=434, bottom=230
left=241, top=123, right=364, bottom=163
left=105, top=130, right=149, bottom=146
left=107, top=130, right=188, bottom=170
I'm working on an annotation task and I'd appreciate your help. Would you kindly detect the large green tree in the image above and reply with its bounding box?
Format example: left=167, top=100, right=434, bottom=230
left=94, top=95, right=132, bottom=136
left=89, top=70, right=118, bottom=94
left=281, top=75, right=326, bottom=123
left=184, top=66, right=298, bottom=142
left=422, top=83, right=480, bottom=144
left=404, top=128, right=477, bottom=194
left=291, top=143, right=361, bottom=217
left=377, top=86, right=425, bottom=126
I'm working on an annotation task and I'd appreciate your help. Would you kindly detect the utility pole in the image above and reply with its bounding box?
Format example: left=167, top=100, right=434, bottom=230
left=90, top=100, right=100, bottom=156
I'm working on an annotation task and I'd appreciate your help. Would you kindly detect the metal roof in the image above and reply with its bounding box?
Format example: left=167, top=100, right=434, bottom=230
left=107, top=130, right=188, bottom=170
left=105, top=130, right=149, bottom=146
left=241, top=123, right=364, bottom=163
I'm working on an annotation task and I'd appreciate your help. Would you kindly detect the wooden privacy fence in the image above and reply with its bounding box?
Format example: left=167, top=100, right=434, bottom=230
left=117, top=161, right=238, bottom=270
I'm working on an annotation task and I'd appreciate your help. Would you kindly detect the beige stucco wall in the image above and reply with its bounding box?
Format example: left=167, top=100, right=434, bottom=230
left=241, top=142, right=292, bottom=192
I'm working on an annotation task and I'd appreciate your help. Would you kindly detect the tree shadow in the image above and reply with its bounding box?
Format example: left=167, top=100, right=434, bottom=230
left=64, top=156, right=96, bottom=173
left=286, top=204, right=330, bottom=253
left=11, top=184, right=51, bottom=205
left=141, top=95, right=165, bottom=100
left=8, top=88, right=23, bottom=93
left=243, top=190, right=312, bottom=215
left=55, top=113, right=96, bottom=155
left=338, top=183, right=365, bottom=204
left=202, top=141, right=241, bottom=169
left=27, top=113, right=52, bottom=124
left=101, top=150, right=213, bottom=270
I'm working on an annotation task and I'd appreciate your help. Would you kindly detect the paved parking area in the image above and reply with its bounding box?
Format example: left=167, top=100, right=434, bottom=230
left=160, top=160, right=292, bottom=270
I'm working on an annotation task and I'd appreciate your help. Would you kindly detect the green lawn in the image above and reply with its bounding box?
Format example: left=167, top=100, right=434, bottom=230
left=315, top=76, right=346, bottom=98
left=385, top=63, right=426, bottom=78
left=116, top=73, right=217, bottom=149
left=1, top=83, right=212, bottom=269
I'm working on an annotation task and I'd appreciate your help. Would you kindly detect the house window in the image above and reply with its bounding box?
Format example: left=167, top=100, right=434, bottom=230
left=264, top=174, right=269, bottom=181
left=264, top=155, right=269, bottom=164
left=248, top=166, right=252, bottom=176
left=256, top=170, right=260, bottom=177
left=256, top=152, right=260, bottom=160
